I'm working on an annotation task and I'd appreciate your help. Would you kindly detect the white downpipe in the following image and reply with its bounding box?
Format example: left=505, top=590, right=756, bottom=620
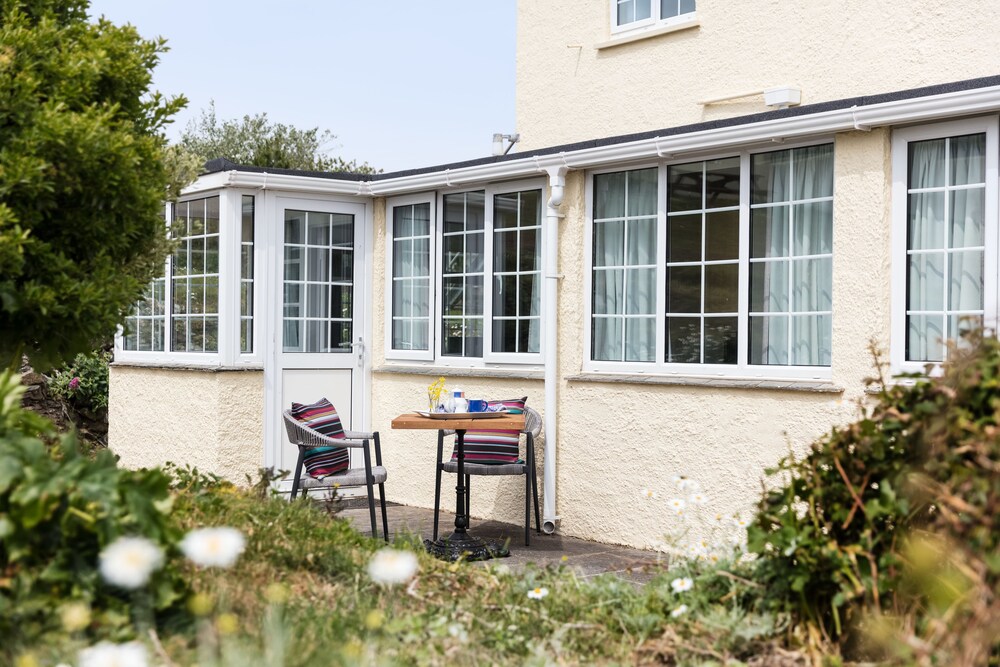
left=541, top=166, right=567, bottom=534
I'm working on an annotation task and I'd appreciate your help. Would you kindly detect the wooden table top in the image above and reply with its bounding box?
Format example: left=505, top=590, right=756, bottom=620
left=391, top=412, right=526, bottom=431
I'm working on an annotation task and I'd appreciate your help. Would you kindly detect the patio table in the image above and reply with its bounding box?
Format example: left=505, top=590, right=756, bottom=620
left=391, top=411, right=526, bottom=561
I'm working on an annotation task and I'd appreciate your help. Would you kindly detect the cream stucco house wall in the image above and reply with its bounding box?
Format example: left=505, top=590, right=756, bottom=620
left=111, top=0, right=1000, bottom=549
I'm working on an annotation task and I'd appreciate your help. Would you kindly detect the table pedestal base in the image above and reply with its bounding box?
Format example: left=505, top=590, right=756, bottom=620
left=423, top=535, right=510, bottom=562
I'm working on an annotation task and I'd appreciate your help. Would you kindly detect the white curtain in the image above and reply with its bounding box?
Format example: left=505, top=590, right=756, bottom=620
left=907, top=135, right=984, bottom=361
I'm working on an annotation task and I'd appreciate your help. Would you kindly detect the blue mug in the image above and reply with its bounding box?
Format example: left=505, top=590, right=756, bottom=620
left=467, top=399, right=489, bottom=413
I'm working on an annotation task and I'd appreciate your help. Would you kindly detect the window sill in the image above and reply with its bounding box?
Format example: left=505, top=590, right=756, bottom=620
left=374, top=365, right=545, bottom=380
left=566, top=372, right=843, bottom=393
left=111, top=361, right=264, bottom=373
left=597, top=17, right=699, bottom=50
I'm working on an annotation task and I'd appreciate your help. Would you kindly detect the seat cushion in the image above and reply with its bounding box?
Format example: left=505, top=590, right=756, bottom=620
left=298, top=465, right=387, bottom=489
left=290, top=398, right=349, bottom=477
left=451, top=397, right=526, bottom=465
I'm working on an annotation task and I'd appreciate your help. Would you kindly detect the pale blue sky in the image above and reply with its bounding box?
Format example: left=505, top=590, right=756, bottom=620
left=87, top=1, right=516, bottom=172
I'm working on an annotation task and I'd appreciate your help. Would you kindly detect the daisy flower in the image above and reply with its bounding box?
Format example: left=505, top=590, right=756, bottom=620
left=79, top=642, right=147, bottom=667
left=180, top=527, right=246, bottom=568
left=670, top=577, right=694, bottom=593
left=367, top=548, right=419, bottom=585
left=670, top=604, right=689, bottom=618
left=527, top=586, right=549, bottom=600
left=98, top=537, right=163, bottom=589
left=641, top=488, right=659, bottom=500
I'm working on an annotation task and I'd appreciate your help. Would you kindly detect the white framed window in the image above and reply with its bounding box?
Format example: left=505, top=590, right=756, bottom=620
left=584, top=141, right=835, bottom=379
left=891, top=116, right=999, bottom=373
left=386, top=195, right=435, bottom=361
left=384, top=180, right=545, bottom=366
left=117, top=190, right=262, bottom=367
left=612, top=0, right=696, bottom=33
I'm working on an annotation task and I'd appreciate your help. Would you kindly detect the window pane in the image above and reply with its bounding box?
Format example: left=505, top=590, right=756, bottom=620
left=705, top=157, right=739, bottom=208
left=950, top=133, right=986, bottom=186
left=792, top=201, right=833, bottom=256
left=661, top=0, right=679, bottom=18
left=749, top=315, right=789, bottom=365
left=307, top=247, right=328, bottom=282
left=519, top=229, right=539, bottom=271
left=627, top=168, right=658, bottom=217
left=705, top=264, right=738, bottom=313
left=284, top=212, right=303, bottom=244
left=593, top=317, right=623, bottom=361
left=907, top=253, right=945, bottom=311
left=668, top=162, right=702, bottom=212
left=495, top=230, right=518, bottom=272
left=667, top=215, right=701, bottom=263
left=625, top=268, right=656, bottom=314
left=494, top=319, right=517, bottom=353
left=627, top=218, right=656, bottom=265
left=495, top=193, right=518, bottom=229
left=665, top=317, right=700, bottom=363
left=908, top=192, right=945, bottom=250
left=679, top=0, right=695, bottom=14
left=705, top=210, right=738, bottom=261
left=750, top=261, right=789, bottom=312
left=625, top=317, right=655, bottom=362
left=666, top=265, right=700, bottom=313
left=704, top=317, right=737, bottom=364
left=307, top=213, right=331, bottom=245
left=593, top=269, right=624, bottom=314
left=909, top=138, right=945, bottom=189
left=751, top=207, right=789, bottom=258
left=594, top=220, right=625, bottom=266
left=793, top=144, right=834, bottom=200
left=792, top=258, right=833, bottom=312
left=595, top=172, right=626, bottom=219
left=519, top=274, right=539, bottom=316
left=791, top=314, right=832, bottom=366
left=751, top=150, right=791, bottom=204
left=907, top=314, right=944, bottom=362
left=949, top=250, right=984, bottom=311
left=950, top=188, right=985, bottom=249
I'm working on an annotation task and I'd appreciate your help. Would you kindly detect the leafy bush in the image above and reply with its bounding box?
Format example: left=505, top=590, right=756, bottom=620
left=748, top=336, right=1000, bottom=661
left=0, top=370, right=190, bottom=658
left=48, top=350, right=111, bottom=416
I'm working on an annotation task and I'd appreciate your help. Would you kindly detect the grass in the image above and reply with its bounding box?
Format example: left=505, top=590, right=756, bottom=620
left=150, top=481, right=788, bottom=666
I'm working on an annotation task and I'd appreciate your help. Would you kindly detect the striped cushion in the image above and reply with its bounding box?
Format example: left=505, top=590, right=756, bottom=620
left=290, top=398, right=349, bottom=478
left=451, top=397, right=526, bottom=465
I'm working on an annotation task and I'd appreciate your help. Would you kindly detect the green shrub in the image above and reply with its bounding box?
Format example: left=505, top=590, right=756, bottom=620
left=0, top=370, right=190, bottom=658
left=48, top=350, right=111, bottom=417
left=748, top=336, right=1000, bottom=660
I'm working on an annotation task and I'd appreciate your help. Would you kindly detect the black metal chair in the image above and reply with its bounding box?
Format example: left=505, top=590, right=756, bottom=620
left=433, top=406, right=541, bottom=546
left=281, top=409, right=389, bottom=541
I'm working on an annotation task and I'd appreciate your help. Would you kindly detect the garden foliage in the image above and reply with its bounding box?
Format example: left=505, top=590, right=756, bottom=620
left=0, top=371, right=190, bottom=657
left=0, top=0, right=184, bottom=369
left=748, top=336, right=1000, bottom=662
left=47, top=350, right=111, bottom=417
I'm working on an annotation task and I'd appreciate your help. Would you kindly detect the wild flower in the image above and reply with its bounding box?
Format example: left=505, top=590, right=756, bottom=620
left=641, top=488, right=659, bottom=500
left=180, top=527, right=246, bottom=568
left=668, top=497, right=687, bottom=515
left=98, top=536, right=164, bottom=589
left=78, top=641, right=147, bottom=667
left=670, top=577, right=694, bottom=593
left=527, top=586, right=549, bottom=600
left=367, top=547, right=419, bottom=585
left=670, top=604, right=689, bottom=618
left=68, top=376, right=80, bottom=391
left=60, top=602, right=91, bottom=633
left=688, top=491, right=708, bottom=505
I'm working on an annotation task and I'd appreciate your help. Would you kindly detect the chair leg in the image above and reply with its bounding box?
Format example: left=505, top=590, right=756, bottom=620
left=530, top=436, right=541, bottom=533
left=525, top=468, right=531, bottom=546
left=378, top=482, right=389, bottom=542
left=433, top=431, right=443, bottom=541
left=290, top=448, right=305, bottom=500
left=363, top=442, right=377, bottom=539
left=465, top=473, right=471, bottom=522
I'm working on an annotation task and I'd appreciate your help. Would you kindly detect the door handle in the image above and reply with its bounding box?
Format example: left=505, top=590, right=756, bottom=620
left=339, top=336, right=364, bottom=366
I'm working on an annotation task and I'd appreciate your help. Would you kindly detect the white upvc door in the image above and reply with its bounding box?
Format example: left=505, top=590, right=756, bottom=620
left=265, top=195, right=370, bottom=492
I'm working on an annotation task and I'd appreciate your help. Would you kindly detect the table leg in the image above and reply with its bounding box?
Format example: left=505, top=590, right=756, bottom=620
left=424, top=428, right=510, bottom=562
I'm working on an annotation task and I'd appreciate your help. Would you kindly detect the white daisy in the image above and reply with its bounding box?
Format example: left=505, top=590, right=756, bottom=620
left=98, top=537, right=163, bottom=589
left=668, top=498, right=687, bottom=515
left=180, top=527, right=246, bottom=568
left=688, top=491, right=708, bottom=505
left=641, top=488, right=659, bottom=500
left=670, top=604, right=688, bottom=618
left=79, top=641, right=148, bottom=667
left=670, top=577, right=694, bottom=593
left=367, top=548, right=419, bottom=585
left=527, top=586, right=549, bottom=600
left=732, top=516, right=749, bottom=530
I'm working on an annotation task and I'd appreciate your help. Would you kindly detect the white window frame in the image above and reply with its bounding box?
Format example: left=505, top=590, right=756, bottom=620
left=890, top=116, right=999, bottom=375
left=385, top=194, right=437, bottom=362
left=583, top=139, right=835, bottom=380
left=610, top=0, right=696, bottom=35
left=383, top=179, right=547, bottom=368
left=115, top=188, right=263, bottom=368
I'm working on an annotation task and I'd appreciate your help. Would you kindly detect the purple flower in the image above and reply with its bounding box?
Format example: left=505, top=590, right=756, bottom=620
left=69, top=377, right=80, bottom=391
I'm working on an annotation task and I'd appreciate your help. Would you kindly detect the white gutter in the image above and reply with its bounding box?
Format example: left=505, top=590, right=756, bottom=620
left=185, top=84, right=1000, bottom=200
left=541, top=167, right=567, bottom=534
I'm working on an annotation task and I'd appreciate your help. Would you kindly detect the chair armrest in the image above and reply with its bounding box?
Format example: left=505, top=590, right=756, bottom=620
left=283, top=413, right=369, bottom=450
left=343, top=429, right=376, bottom=440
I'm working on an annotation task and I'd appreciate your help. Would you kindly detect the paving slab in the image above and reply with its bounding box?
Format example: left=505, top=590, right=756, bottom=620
left=338, top=502, right=668, bottom=586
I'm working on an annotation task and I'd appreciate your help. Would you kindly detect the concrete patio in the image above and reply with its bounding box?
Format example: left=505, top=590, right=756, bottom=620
left=339, top=501, right=668, bottom=585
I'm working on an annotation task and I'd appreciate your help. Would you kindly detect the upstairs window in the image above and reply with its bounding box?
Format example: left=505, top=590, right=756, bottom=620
left=171, top=196, right=220, bottom=353
left=614, top=0, right=695, bottom=32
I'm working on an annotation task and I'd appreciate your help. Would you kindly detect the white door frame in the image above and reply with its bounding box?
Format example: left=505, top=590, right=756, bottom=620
left=261, top=191, right=374, bottom=483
